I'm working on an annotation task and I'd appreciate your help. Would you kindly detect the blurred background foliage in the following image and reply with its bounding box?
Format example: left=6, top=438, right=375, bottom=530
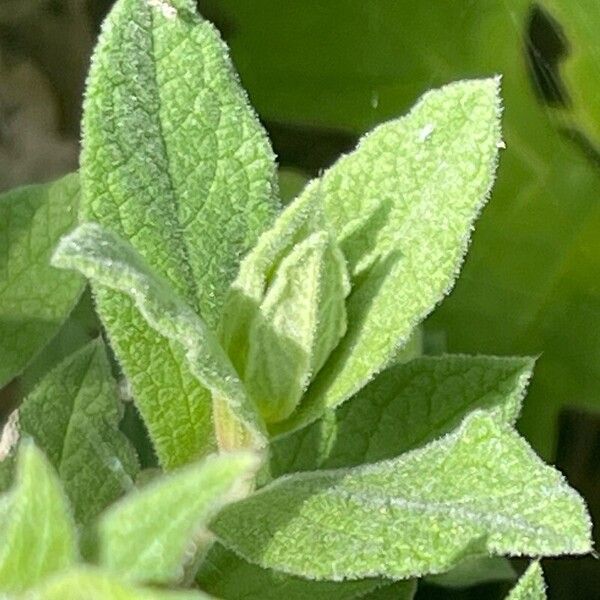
left=0, top=1, right=598, bottom=597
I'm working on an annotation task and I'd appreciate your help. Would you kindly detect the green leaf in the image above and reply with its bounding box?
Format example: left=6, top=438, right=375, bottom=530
left=271, top=355, right=534, bottom=476
left=212, top=412, right=591, bottom=581
left=98, top=451, right=258, bottom=585
left=80, top=0, right=279, bottom=467
left=18, top=339, right=139, bottom=524
left=197, top=543, right=387, bottom=600
left=52, top=223, right=267, bottom=452
left=506, top=562, right=546, bottom=600
left=426, top=555, right=516, bottom=589
left=0, top=175, right=83, bottom=388
left=219, top=187, right=322, bottom=374
left=208, top=0, right=600, bottom=459
left=246, top=230, right=349, bottom=423
left=272, top=79, right=502, bottom=435
left=26, top=567, right=212, bottom=600
left=0, top=442, right=77, bottom=593
left=358, top=581, right=417, bottom=600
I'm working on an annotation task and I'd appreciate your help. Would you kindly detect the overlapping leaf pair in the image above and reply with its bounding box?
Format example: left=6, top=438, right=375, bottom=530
left=0, top=0, right=593, bottom=598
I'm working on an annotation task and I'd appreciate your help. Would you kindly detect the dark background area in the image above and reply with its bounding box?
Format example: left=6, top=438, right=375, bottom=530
left=0, top=1, right=598, bottom=597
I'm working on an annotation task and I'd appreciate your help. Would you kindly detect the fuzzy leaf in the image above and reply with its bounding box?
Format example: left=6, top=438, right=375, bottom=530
left=272, top=79, right=502, bottom=435
left=80, top=0, right=279, bottom=467
left=197, top=544, right=388, bottom=600
left=219, top=189, right=322, bottom=373
left=98, top=452, right=258, bottom=584
left=0, top=175, right=83, bottom=388
left=506, top=562, right=546, bottom=600
left=0, top=442, right=77, bottom=593
left=246, top=230, right=349, bottom=423
left=26, top=567, right=211, bottom=600
left=213, top=412, right=591, bottom=581
left=18, top=340, right=139, bottom=524
left=271, top=355, right=534, bottom=476
left=52, top=223, right=267, bottom=452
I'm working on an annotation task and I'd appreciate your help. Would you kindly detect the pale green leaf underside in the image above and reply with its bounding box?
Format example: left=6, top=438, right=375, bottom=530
left=25, top=568, right=211, bottom=600
left=0, top=175, right=83, bottom=388
left=19, top=340, right=139, bottom=524
left=197, top=543, right=387, bottom=599
left=359, top=580, right=417, bottom=599
left=213, top=412, right=591, bottom=581
left=0, top=442, right=77, bottom=593
left=506, top=562, right=546, bottom=600
left=271, top=354, right=534, bottom=476
left=273, top=79, right=503, bottom=436
left=246, top=230, right=349, bottom=423
left=52, top=223, right=267, bottom=452
left=80, top=0, right=279, bottom=467
left=98, top=451, right=258, bottom=585
left=426, top=555, right=516, bottom=589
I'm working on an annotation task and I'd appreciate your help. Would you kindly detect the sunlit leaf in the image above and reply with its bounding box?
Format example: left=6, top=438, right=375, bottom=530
left=245, top=230, right=349, bottom=423
left=80, top=0, right=279, bottom=467
left=272, top=79, right=502, bottom=435
left=213, top=412, right=591, bottom=580
left=506, top=562, right=546, bottom=600
left=271, top=355, right=533, bottom=476
left=52, top=223, right=267, bottom=452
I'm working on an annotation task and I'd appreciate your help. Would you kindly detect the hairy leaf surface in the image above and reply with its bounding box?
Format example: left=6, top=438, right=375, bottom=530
left=98, top=452, right=258, bottom=584
left=53, top=223, right=267, bottom=452
left=19, top=340, right=139, bottom=523
left=272, top=79, right=502, bottom=435
left=271, top=355, right=533, bottom=475
left=219, top=189, right=322, bottom=373
left=506, top=562, right=546, bottom=600
left=208, top=0, right=600, bottom=458
left=0, top=442, right=77, bottom=593
left=213, top=413, right=591, bottom=580
left=0, top=175, right=83, bottom=388
left=80, top=0, right=279, bottom=467
left=246, top=230, right=349, bottom=423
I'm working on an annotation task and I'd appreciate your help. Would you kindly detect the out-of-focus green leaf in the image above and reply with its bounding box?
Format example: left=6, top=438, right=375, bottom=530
left=0, top=442, right=77, bottom=593
left=506, top=562, right=546, bottom=599
left=213, top=412, right=591, bottom=581
left=207, top=0, right=600, bottom=458
left=278, top=168, right=309, bottom=204
left=26, top=567, right=212, bottom=600
left=17, top=288, right=101, bottom=400
left=0, top=175, right=83, bottom=389
left=80, top=0, right=279, bottom=467
left=98, top=451, right=258, bottom=585
left=271, top=355, right=533, bottom=476
left=19, top=340, right=139, bottom=524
